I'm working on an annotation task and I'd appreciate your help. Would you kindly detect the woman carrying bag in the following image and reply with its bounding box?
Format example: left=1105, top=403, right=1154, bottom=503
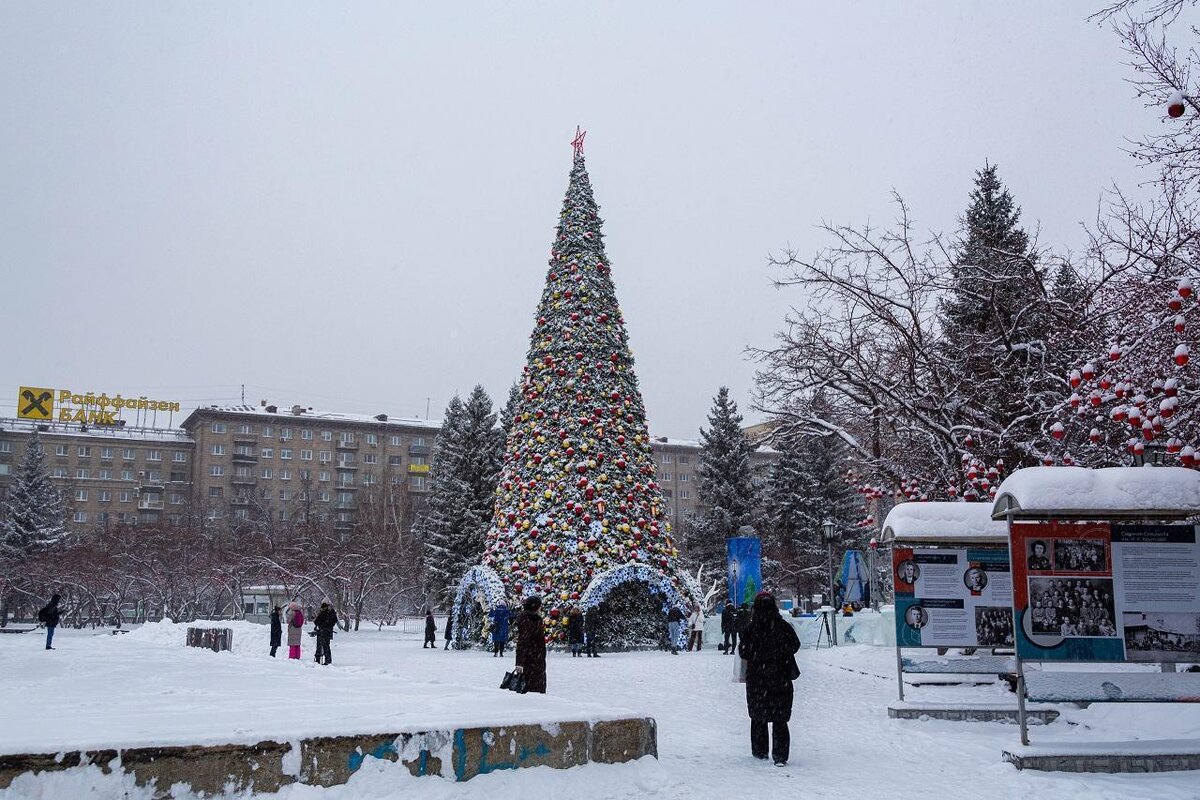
left=513, top=596, right=547, bottom=694
left=737, top=592, right=800, bottom=766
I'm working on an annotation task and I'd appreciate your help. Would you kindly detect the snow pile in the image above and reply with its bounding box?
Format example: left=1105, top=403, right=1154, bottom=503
left=882, top=501, right=1008, bottom=543
left=993, top=466, right=1200, bottom=517
left=126, top=618, right=270, bottom=656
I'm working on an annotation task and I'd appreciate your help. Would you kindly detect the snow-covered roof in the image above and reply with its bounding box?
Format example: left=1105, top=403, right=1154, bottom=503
left=0, top=417, right=194, bottom=444
left=648, top=436, right=778, bottom=455
left=881, top=501, right=1009, bottom=544
left=188, top=404, right=444, bottom=431
left=991, top=466, right=1200, bottom=520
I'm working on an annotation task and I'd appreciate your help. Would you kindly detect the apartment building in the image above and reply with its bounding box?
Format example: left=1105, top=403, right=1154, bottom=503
left=0, top=417, right=195, bottom=529
left=650, top=436, right=778, bottom=534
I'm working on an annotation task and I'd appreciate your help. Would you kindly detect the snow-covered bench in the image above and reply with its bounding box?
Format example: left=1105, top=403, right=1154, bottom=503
left=1024, top=671, right=1200, bottom=704
left=902, top=655, right=1016, bottom=674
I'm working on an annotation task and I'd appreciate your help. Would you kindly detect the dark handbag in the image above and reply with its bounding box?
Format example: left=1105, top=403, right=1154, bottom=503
left=788, top=655, right=801, bottom=681
left=500, top=670, right=527, bottom=693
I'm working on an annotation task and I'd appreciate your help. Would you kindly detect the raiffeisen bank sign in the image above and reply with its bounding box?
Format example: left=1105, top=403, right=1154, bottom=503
left=17, top=386, right=181, bottom=426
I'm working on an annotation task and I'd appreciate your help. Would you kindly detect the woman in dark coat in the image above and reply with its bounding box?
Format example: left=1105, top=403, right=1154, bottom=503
left=566, top=607, right=585, bottom=657
left=269, top=606, right=282, bottom=657
left=738, top=592, right=800, bottom=766
left=443, top=611, right=453, bottom=650
left=423, top=609, right=437, bottom=648
left=514, top=596, right=547, bottom=693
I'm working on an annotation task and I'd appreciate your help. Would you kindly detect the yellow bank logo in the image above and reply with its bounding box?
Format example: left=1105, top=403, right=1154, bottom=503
left=18, top=387, right=54, bottom=420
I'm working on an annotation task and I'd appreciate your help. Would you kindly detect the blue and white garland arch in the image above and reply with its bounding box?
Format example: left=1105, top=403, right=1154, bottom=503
left=579, top=563, right=699, bottom=649
left=449, top=565, right=508, bottom=648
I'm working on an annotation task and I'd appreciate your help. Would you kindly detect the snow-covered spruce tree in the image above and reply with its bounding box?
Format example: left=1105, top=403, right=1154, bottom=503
left=762, top=431, right=858, bottom=599
left=684, top=387, right=759, bottom=579
left=499, top=381, right=522, bottom=442
left=1, top=431, right=67, bottom=558
left=461, top=146, right=699, bottom=647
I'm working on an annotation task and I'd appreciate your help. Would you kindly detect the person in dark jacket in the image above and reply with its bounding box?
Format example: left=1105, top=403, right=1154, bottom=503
left=489, top=603, right=512, bottom=657
left=566, top=607, right=585, bottom=657
left=738, top=592, right=801, bottom=766
left=269, top=606, right=282, bottom=657
left=666, top=605, right=686, bottom=654
left=514, top=596, right=547, bottom=693
left=314, top=602, right=338, bottom=665
left=583, top=608, right=601, bottom=657
left=721, top=598, right=737, bottom=655
left=423, top=609, right=436, bottom=648
left=443, top=611, right=453, bottom=650
left=38, top=594, right=62, bottom=650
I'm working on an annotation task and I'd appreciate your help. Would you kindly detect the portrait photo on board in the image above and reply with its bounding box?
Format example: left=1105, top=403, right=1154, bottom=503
left=1026, top=539, right=1051, bottom=572
left=1028, top=577, right=1118, bottom=637
left=904, top=604, right=929, bottom=630
left=963, top=566, right=989, bottom=593
left=1052, top=538, right=1109, bottom=573
left=895, top=559, right=921, bottom=585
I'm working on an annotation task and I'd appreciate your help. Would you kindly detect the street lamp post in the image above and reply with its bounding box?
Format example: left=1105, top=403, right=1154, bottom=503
left=868, top=537, right=880, bottom=612
left=822, top=519, right=839, bottom=646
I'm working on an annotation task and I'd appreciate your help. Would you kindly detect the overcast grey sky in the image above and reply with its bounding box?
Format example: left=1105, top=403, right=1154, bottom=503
left=0, top=3, right=1154, bottom=438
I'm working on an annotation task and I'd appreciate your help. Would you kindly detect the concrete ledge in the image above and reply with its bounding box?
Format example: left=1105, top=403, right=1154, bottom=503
left=888, top=702, right=1059, bottom=724
left=1003, top=744, right=1200, bottom=773
left=0, top=717, right=656, bottom=796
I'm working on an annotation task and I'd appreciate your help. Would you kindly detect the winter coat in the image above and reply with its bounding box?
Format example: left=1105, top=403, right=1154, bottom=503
left=269, top=611, right=282, bottom=647
left=286, top=608, right=304, bottom=647
left=720, top=603, right=734, bottom=634
left=666, top=606, right=686, bottom=624
left=444, top=613, right=453, bottom=641
left=734, top=606, right=752, bottom=633
left=424, top=614, right=437, bottom=638
left=514, top=610, right=547, bottom=693
left=738, top=604, right=801, bottom=722
left=38, top=599, right=62, bottom=628
left=584, top=609, right=600, bottom=637
left=689, top=609, right=705, bottom=631
left=489, top=606, right=511, bottom=643
left=315, top=607, right=338, bottom=634
left=567, top=612, right=584, bottom=644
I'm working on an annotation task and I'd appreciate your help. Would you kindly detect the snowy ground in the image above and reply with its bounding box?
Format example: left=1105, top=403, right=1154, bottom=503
left=3, top=623, right=1200, bottom=799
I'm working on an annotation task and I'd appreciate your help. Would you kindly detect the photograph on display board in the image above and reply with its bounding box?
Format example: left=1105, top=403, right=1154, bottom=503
left=895, top=559, right=920, bottom=587
left=974, top=606, right=1014, bottom=647
left=963, top=566, right=988, bottom=593
left=1026, top=539, right=1052, bottom=572
left=903, top=604, right=929, bottom=629
left=1028, top=577, right=1118, bottom=637
left=1052, top=538, right=1109, bottom=573
left=1122, top=612, right=1200, bottom=661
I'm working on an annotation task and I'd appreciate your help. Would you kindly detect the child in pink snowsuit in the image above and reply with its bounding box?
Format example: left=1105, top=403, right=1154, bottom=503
left=286, top=602, right=304, bottom=659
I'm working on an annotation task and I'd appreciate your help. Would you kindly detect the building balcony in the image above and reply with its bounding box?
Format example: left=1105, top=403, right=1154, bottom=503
left=336, top=440, right=359, bottom=450
left=232, top=453, right=258, bottom=463
left=138, top=479, right=165, bottom=490
left=231, top=476, right=257, bottom=485
left=335, top=483, right=358, bottom=491
left=335, top=461, right=358, bottom=470
left=408, top=463, right=430, bottom=474
left=408, top=444, right=431, bottom=456
left=230, top=496, right=252, bottom=507
left=137, top=499, right=164, bottom=511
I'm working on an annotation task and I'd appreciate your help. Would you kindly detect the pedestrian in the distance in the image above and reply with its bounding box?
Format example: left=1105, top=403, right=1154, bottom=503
left=285, top=601, right=304, bottom=660
left=687, top=603, right=705, bottom=651
left=489, top=602, right=511, bottom=657
left=666, top=605, right=686, bottom=654
left=314, top=601, right=338, bottom=665
left=269, top=605, right=282, bottom=657
left=567, top=607, right=585, bottom=657
left=584, top=608, right=601, bottom=658
left=738, top=592, right=801, bottom=767
left=423, top=609, right=437, bottom=648
left=721, top=598, right=738, bottom=655
left=443, top=611, right=453, bottom=650
left=514, top=596, right=547, bottom=693
left=38, top=594, right=62, bottom=651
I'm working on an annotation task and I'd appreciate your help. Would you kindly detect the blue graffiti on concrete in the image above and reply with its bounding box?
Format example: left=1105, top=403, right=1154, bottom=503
left=452, top=728, right=553, bottom=780
left=346, top=740, right=398, bottom=773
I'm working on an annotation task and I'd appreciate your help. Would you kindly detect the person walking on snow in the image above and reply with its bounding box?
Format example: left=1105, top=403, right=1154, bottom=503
left=567, top=607, right=585, bottom=657
left=514, top=596, right=547, bottom=693
left=285, top=602, right=304, bottom=660
left=583, top=607, right=602, bottom=658
left=314, top=602, right=338, bottom=665
left=667, top=605, right=686, bottom=654
left=268, top=605, right=282, bottom=657
left=38, top=594, right=62, bottom=650
left=739, top=592, right=801, bottom=767
left=443, top=611, right=453, bottom=650
left=489, top=602, right=512, bottom=657
left=423, top=609, right=437, bottom=648
left=687, top=603, right=705, bottom=651
left=721, top=598, right=738, bottom=655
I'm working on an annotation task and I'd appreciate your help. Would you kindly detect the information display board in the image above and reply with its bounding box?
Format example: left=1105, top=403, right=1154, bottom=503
left=1011, top=521, right=1200, bottom=662
left=893, top=545, right=1014, bottom=648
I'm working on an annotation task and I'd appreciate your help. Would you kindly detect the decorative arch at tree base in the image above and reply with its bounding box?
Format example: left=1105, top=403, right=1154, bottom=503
left=580, top=564, right=698, bottom=651
left=449, top=565, right=507, bottom=650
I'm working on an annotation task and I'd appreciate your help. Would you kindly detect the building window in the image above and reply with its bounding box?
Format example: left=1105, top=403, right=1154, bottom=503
left=207, top=508, right=221, bottom=519
left=234, top=466, right=251, bottom=478
left=211, top=444, right=225, bottom=456
left=660, top=472, right=672, bottom=481
left=78, top=446, right=91, bottom=458
left=212, top=422, right=227, bottom=434
left=363, top=453, right=377, bottom=465
left=99, top=491, right=111, bottom=502
left=338, top=474, right=354, bottom=487
left=301, top=429, right=313, bottom=440
left=364, top=473, right=377, bottom=486
left=300, top=449, right=313, bottom=461
left=319, top=491, right=331, bottom=502
left=661, top=454, right=673, bottom=464
left=366, top=434, right=377, bottom=446
left=173, top=451, right=188, bottom=463
left=389, top=435, right=401, bottom=446
left=147, top=470, right=161, bottom=482
left=260, top=448, right=273, bottom=459
left=55, top=444, right=68, bottom=456
left=414, top=436, right=425, bottom=446
left=678, top=473, right=689, bottom=483
left=210, top=465, right=224, bottom=477
left=409, top=475, right=426, bottom=491
left=169, top=471, right=186, bottom=483
left=147, top=450, right=161, bottom=461
left=319, top=470, right=330, bottom=482
left=121, top=469, right=134, bottom=481
left=76, top=468, right=90, bottom=479
left=279, top=490, right=292, bottom=501
left=280, top=448, right=293, bottom=460
left=0, top=442, right=10, bottom=453
left=411, top=456, right=427, bottom=467
left=319, top=450, right=332, bottom=463
left=678, top=455, right=690, bottom=465
left=100, top=446, right=113, bottom=459
left=169, top=493, right=183, bottom=505
left=280, top=469, right=292, bottom=480
left=388, top=455, right=402, bottom=467
left=0, top=464, right=9, bottom=476
left=234, top=508, right=249, bottom=520
left=52, top=466, right=68, bottom=478
left=261, top=468, right=273, bottom=479
left=237, top=423, right=252, bottom=434
left=262, top=425, right=273, bottom=437
left=209, top=487, right=223, bottom=498
left=322, top=430, right=332, bottom=441
left=299, top=469, right=311, bottom=480
left=680, top=490, right=691, bottom=500
left=340, top=432, right=356, bottom=444
left=122, top=448, right=134, bottom=460
left=75, top=489, right=88, bottom=501
left=234, top=444, right=253, bottom=457
left=281, top=427, right=292, bottom=441
left=73, top=511, right=87, bottom=524
left=118, top=491, right=132, bottom=503
left=98, top=469, right=112, bottom=480
left=259, top=487, right=272, bottom=500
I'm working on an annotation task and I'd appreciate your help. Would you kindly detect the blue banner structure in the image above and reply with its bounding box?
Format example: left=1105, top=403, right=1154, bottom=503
left=727, top=537, right=762, bottom=606
left=839, top=550, right=869, bottom=605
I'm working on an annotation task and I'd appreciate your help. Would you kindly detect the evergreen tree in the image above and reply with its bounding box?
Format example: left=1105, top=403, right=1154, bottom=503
left=0, top=431, right=67, bottom=557
left=498, top=382, right=522, bottom=442
left=761, top=432, right=858, bottom=599
left=684, top=387, right=758, bottom=578
left=418, top=387, right=505, bottom=606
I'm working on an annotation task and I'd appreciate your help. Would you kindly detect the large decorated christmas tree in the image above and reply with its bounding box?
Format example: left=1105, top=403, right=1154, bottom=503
left=451, top=132, right=701, bottom=647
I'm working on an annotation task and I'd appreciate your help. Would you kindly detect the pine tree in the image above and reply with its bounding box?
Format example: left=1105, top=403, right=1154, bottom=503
left=684, top=387, right=758, bottom=579
left=761, top=432, right=858, bottom=599
left=465, top=144, right=698, bottom=646
left=0, top=431, right=67, bottom=557
left=499, top=382, right=522, bottom=442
